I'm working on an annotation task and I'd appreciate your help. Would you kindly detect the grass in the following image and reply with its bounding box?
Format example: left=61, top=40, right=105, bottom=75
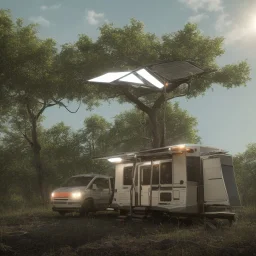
left=0, top=206, right=53, bottom=227
left=0, top=206, right=256, bottom=256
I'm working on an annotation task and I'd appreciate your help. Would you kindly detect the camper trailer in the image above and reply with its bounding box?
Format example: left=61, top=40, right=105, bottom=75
left=100, top=144, right=241, bottom=222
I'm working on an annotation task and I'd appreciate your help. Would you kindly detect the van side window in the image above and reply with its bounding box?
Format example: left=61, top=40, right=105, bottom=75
left=92, top=178, right=109, bottom=189
left=123, top=166, right=133, bottom=185
left=187, top=157, right=200, bottom=182
left=160, top=162, right=172, bottom=184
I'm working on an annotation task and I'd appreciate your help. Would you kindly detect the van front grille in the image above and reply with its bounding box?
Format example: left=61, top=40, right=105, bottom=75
left=53, top=198, right=68, bottom=203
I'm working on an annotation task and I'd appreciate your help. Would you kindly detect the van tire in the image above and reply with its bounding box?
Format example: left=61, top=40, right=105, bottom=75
left=79, top=198, right=94, bottom=217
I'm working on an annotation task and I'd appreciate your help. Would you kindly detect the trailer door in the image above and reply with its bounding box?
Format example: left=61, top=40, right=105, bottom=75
left=203, top=158, right=229, bottom=205
left=118, top=165, right=133, bottom=206
left=139, top=163, right=159, bottom=206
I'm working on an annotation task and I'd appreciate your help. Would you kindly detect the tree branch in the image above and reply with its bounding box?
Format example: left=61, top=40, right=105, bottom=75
left=36, top=101, right=58, bottom=120
left=52, top=98, right=82, bottom=113
left=106, top=93, right=124, bottom=100
left=26, top=101, right=34, bottom=120
left=22, top=132, right=33, bottom=147
left=153, top=91, right=188, bottom=109
left=122, top=89, right=151, bottom=113
left=166, top=93, right=187, bottom=101
left=152, top=93, right=165, bottom=109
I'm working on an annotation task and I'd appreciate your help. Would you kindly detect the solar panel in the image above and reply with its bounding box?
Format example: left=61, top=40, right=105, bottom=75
left=148, top=61, right=205, bottom=82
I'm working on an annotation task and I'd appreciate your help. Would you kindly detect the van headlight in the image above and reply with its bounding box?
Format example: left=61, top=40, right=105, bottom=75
left=71, top=191, right=82, bottom=199
left=51, top=192, right=55, bottom=198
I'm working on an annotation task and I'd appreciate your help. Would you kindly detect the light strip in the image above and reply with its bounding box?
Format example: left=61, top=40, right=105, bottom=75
left=108, top=157, right=122, bottom=163
left=119, top=73, right=143, bottom=84
left=136, top=69, right=164, bottom=88
left=88, top=72, right=130, bottom=83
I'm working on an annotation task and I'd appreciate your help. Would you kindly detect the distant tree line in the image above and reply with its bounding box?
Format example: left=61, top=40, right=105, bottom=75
left=0, top=105, right=200, bottom=209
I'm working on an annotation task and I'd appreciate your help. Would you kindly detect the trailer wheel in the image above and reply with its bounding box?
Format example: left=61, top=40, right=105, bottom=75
left=80, top=199, right=94, bottom=217
left=58, top=211, right=66, bottom=216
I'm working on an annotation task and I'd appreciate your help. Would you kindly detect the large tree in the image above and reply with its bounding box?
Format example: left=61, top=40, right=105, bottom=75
left=75, top=19, right=251, bottom=148
left=0, top=9, right=96, bottom=203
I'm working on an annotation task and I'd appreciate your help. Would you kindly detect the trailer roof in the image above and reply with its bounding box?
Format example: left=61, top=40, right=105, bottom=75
left=94, top=144, right=228, bottom=163
left=72, top=173, right=113, bottom=178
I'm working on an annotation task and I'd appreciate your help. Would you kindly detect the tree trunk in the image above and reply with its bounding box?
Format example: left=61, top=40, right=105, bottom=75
left=23, top=105, right=47, bottom=205
left=28, top=114, right=47, bottom=205
left=148, top=109, right=161, bottom=148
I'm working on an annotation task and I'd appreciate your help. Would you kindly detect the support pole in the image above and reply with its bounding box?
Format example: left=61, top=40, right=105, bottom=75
left=130, top=159, right=137, bottom=217
left=149, top=160, right=153, bottom=207
left=162, top=82, right=167, bottom=147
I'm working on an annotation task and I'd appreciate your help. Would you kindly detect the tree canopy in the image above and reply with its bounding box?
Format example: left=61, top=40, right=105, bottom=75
left=72, top=19, right=251, bottom=147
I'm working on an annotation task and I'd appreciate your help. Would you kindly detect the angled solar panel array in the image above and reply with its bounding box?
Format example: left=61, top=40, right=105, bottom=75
left=88, top=61, right=208, bottom=91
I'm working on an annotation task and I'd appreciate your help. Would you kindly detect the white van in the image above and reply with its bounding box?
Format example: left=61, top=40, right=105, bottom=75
left=51, top=174, right=114, bottom=216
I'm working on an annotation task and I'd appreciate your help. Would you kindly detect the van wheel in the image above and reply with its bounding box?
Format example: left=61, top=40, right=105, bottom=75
left=59, top=211, right=66, bottom=216
left=80, top=199, right=94, bottom=217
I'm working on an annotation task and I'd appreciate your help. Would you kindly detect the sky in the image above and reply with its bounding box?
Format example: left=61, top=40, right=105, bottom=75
left=1, top=0, right=256, bottom=155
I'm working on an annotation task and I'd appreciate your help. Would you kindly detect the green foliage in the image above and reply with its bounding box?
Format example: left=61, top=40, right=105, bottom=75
left=108, top=102, right=200, bottom=153
left=234, top=144, right=256, bottom=206
left=81, top=115, right=111, bottom=156
left=97, top=18, right=161, bottom=67
left=0, top=130, right=38, bottom=208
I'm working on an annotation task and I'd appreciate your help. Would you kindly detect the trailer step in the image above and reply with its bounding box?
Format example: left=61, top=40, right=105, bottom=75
left=128, top=213, right=147, bottom=219
left=133, top=207, right=148, bottom=211
left=117, top=215, right=129, bottom=219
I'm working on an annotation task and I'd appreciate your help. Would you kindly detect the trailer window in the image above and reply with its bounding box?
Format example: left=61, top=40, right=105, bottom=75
left=110, top=178, right=114, bottom=190
left=160, top=162, right=172, bottom=184
left=187, top=157, right=200, bottom=182
left=141, top=165, right=159, bottom=185
left=123, top=166, right=133, bottom=185
left=153, top=165, right=160, bottom=185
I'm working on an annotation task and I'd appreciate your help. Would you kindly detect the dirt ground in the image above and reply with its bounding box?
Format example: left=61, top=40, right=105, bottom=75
left=0, top=211, right=170, bottom=256
left=1, top=208, right=256, bottom=256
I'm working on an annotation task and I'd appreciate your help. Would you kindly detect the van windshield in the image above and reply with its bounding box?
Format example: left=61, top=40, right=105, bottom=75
left=62, top=176, right=93, bottom=187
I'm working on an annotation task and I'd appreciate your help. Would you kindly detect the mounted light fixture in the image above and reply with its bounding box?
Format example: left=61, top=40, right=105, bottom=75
left=108, top=157, right=122, bottom=163
left=88, top=61, right=208, bottom=92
